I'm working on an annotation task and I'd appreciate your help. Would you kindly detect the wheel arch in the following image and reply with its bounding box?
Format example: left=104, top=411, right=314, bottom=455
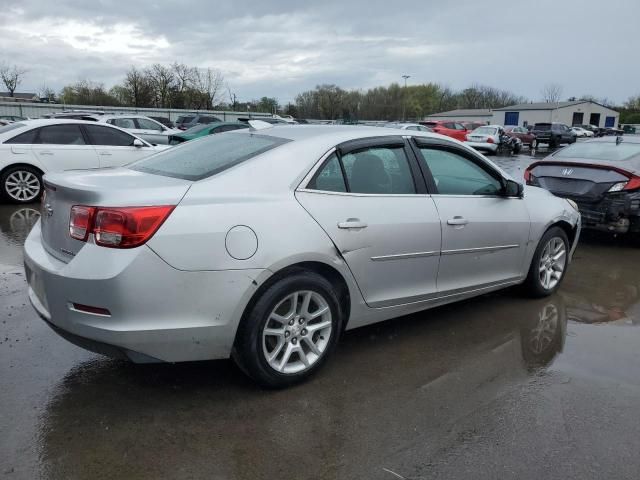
left=233, top=260, right=353, bottom=348
left=0, top=162, right=44, bottom=178
left=548, top=219, right=578, bottom=247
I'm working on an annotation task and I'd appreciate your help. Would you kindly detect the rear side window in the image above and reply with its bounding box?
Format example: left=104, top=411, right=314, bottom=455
left=37, top=125, right=86, bottom=145
left=136, top=118, right=163, bottom=131
left=177, top=116, right=195, bottom=123
left=199, top=116, right=220, bottom=124
left=84, top=125, right=136, bottom=146
left=110, top=118, right=136, bottom=129
left=4, top=127, right=37, bottom=144
left=130, top=133, right=289, bottom=181
left=307, top=153, right=346, bottom=192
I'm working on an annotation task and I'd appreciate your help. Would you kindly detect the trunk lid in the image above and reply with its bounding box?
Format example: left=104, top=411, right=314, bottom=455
left=528, top=162, right=629, bottom=202
left=40, top=168, right=192, bottom=262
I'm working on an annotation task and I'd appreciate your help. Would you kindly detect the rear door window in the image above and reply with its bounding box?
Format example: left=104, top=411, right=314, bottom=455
left=135, top=118, right=163, bottom=131
left=84, top=125, right=137, bottom=146
left=341, top=146, right=416, bottom=194
left=307, top=153, right=346, bottom=192
left=36, top=125, right=86, bottom=145
left=110, top=118, right=137, bottom=129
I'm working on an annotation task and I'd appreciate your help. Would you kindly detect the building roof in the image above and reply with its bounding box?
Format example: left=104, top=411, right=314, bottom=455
left=426, top=108, right=492, bottom=118
left=493, top=100, right=618, bottom=113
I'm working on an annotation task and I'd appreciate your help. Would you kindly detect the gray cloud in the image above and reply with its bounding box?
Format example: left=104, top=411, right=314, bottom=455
left=0, top=0, right=638, bottom=104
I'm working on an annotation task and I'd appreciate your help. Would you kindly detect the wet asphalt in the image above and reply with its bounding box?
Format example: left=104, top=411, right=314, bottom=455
left=2, top=146, right=640, bottom=479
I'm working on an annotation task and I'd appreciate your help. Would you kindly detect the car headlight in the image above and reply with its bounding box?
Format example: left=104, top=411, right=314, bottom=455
left=566, top=199, right=579, bottom=211
left=608, top=182, right=628, bottom=192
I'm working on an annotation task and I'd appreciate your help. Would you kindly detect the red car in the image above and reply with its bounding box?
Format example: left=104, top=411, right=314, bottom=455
left=504, top=126, right=538, bottom=149
left=420, top=120, right=471, bottom=142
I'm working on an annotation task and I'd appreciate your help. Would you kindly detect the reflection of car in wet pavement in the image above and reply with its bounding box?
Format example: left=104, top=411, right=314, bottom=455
left=36, top=294, right=567, bottom=479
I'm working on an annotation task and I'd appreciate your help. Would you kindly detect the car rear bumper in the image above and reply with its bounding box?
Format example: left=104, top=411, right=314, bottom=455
left=571, top=192, right=640, bottom=233
left=24, top=221, right=265, bottom=363
left=465, top=141, right=498, bottom=152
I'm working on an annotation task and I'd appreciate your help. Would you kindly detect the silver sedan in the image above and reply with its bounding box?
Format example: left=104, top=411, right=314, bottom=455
left=24, top=124, right=581, bottom=387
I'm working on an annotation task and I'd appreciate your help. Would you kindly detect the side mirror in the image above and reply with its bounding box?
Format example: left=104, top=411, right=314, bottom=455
left=503, top=179, right=524, bottom=198
left=133, top=138, right=144, bottom=148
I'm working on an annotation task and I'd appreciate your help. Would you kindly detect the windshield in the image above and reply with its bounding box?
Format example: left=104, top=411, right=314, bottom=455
left=554, top=141, right=640, bottom=161
left=177, top=116, right=195, bottom=123
left=130, top=133, right=290, bottom=180
left=473, top=127, right=497, bottom=135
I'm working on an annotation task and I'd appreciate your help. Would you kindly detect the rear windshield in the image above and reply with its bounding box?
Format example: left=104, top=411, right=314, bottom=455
left=176, top=116, right=195, bottom=123
left=534, top=124, right=551, bottom=131
left=554, top=141, right=640, bottom=161
left=473, top=127, right=497, bottom=135
left=130, top=133, right=290, bottom=181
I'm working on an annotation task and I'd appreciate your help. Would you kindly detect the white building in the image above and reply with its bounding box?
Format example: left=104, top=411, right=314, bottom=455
left=491, top=101, right=619, bottom=128
left=425, top=108, right=493, bottom=123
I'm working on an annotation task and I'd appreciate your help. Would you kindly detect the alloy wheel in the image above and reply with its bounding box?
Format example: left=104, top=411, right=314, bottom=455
left=5, top=170, right=41, bottom=202
left=538, top=237, right=567, bottom=290
left=262, top=290, right=332, bottom=374
left=528, top=303, right=559, bottom=355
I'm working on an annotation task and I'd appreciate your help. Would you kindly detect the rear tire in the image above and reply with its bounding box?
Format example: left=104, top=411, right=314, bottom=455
left=523, top=227, right=570, bottom=297
left=1, top=165, right=43, bottom=204
left=233, top=271, right=343, bottom=388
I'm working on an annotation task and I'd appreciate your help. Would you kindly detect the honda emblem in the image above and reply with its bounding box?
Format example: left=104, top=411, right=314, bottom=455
left=561, top=168, right=574, bottom=176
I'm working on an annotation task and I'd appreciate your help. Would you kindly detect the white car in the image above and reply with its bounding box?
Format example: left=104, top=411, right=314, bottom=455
left=384, top=122, right=433, bottom=132
left=570, top=126, right=594, bottom=137
left=465, top=125, right=504, bottom=153
left=89, top=114, right=181, bottom=145
left=0, top=119, right=168, bottom=203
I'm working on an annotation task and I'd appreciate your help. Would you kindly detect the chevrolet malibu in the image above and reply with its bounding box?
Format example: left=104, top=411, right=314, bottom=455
left=24, top=124, right=581, bottom=387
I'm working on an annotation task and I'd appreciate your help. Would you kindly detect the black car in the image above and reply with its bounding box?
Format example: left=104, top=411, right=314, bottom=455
left=531, top=122, right=576, bottom=148
left=148, top=116, right=174, bottom=129
left=174, top=114, right=222, bottom=130
left=524, top=137, right=640, bottom=235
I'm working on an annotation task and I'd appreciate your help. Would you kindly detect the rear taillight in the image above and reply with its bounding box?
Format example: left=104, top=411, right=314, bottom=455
left=486, top=137, right=494, bottom=144
left=624, top=175, right=640, bottom=191
left=69, top=206, right=96, bottom=241
left=523, top=168, right=532, bottom=183
left=69, top=205, right=174, bottom=248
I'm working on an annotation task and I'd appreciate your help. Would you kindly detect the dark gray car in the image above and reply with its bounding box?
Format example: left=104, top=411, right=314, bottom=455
left=525, top=136, right=640, bottom=235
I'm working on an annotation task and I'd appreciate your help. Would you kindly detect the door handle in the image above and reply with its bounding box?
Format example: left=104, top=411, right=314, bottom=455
left=338, top=218, right=368, bottom=229
left=99, top=152, right=112, bottom=156
left=39, top=151, right=53, bottom=155
left=447, top=216, right=468, bottom=226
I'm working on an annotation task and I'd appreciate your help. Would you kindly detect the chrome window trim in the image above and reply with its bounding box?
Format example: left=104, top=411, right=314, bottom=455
left=296, top=188, right=432, bottom=198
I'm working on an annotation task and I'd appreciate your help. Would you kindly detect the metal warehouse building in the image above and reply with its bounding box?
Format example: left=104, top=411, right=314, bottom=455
left=492, top=101, right=619, bottom=128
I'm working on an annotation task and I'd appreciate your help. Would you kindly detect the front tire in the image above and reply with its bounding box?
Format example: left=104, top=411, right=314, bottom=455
left=1, top=165, right=42, bottom=204
left=523, top=227, right=569, bottom=297
left=233, top=271, right=343, bottom=388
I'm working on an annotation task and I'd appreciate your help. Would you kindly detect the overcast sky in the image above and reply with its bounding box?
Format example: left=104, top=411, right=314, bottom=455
left=0, top=0, right=638, bottom=104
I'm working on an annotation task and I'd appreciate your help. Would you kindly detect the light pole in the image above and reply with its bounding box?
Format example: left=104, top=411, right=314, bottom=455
left=402, top=75, right=410, bottom=121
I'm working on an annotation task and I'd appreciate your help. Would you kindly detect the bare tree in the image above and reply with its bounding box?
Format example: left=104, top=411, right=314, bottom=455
left=0, top=63, right=27, bottom=97
left=146, top=64, right=176, bottom=108
left=194, top=68, right=224, bottom=109
left=541, top=83, right=563, bottom=103
left=123, top=66, right=153, bottom=107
